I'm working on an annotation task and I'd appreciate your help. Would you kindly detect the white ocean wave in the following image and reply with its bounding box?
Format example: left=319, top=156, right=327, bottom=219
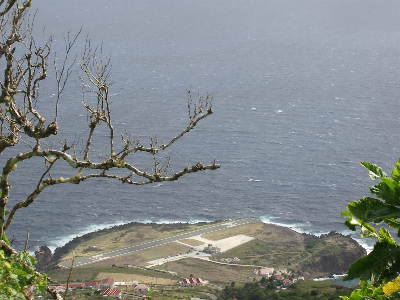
left=248, top=178, right=262, bottom=182
left=259, top=216, right=374, bottom=253
left=49, top=218, right=214, bottom=251
left=49, top=220, right=128, bottom=251
left=352, top=238, right=373, bottom=254
left=49, top=216, right=375, bottom=255
left=259, top=216, right=325, bottom=236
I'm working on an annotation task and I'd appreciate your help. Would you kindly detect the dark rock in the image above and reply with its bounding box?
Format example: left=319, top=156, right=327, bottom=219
left=83, top=245, right=103, bottom=252
left=35, top=245, right=53, bottom=272
left=299, top=235, right=367, bottom=279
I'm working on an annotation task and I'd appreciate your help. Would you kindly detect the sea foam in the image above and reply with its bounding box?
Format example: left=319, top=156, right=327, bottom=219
left=259, top=216, right=374, bottom=253
left=48, top=218, right=214, bottom=251
left=48, top=216, right=374, bottom=254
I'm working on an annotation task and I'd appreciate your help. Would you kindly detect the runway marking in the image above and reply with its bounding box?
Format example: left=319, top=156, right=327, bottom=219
left=58, top=218, right=257, bottom=268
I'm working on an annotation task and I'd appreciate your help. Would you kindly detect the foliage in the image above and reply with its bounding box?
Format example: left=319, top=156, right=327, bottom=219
left=342, top=161, right=400, bottom=299
left=0, top=248, right=47, bottom=299
left=218, top=279, right=353, bottom=300
left=340, top=280, right=391, bottom=300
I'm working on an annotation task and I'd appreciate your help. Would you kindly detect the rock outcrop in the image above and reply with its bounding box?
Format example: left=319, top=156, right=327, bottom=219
left=35, top=245, right=53, bottom=272
left=300, top=232, right=366, bottom=278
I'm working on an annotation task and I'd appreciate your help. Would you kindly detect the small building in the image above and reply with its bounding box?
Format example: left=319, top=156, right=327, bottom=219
left=203, top=244, right=221, bottom=254
left=99, top=278, right=115, bottom=289
left=114, top=281, right=138, bottom=286
left=180, top=278, right=206, bottom=287
left=48, top=285, right=66, bottom=293
left=221, top=257, right=241, bottom=263
left=282, top=279, right=292, bottom=286
left=274, top=274, right=284, bottom=280
left=134, top=284, right=150, bottom=292
left=101, top=288, right=122, bottom=298
left=65, top=283, right=84, bottom=289
left=258, top=267, right=275, bottom=277
left=232, top=257, right=240, bottom=263
left=85, top=281, right=99, bottom=289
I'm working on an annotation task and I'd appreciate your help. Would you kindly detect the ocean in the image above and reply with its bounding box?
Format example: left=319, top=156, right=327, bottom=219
left=3, top=0, right=400, bottom=252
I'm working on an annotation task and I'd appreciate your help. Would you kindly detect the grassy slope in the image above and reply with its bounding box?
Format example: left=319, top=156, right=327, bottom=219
left=209, top=222, right=306, bottom=269
left=68, top=286, right=215, bottom=300
left=281, top=280, right=353, bottom=298
left=209, top=223, right=365, bottom=278
left=180, top=239, right=205, bottom=246
left=96, top=272, right=176, bottom=284
left=47, top=265, right=176, bottom=283
left=219, top=280, right=353, bottom=300
left=202, top=222, right=299, bottom=242
left=163, top=258, right=258, bottom=284
left=88, top=242, right=191, bottom=267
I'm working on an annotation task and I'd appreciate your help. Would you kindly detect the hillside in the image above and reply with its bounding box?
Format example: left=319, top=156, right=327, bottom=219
left=218, top=279, right=354, bottom=300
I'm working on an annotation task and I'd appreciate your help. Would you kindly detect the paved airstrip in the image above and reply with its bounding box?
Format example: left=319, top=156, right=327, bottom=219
left=58, top=218, right=257, bottom=268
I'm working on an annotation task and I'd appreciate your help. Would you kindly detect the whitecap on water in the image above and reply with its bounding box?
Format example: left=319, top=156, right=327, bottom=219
left=49, top=220, right=128, bottom=251
left=50, top=218, right=215, bottom=251
left=260, top=216, right=326, bottom=236
left=248, top=178, right=262, bottom=182
left=260, top=216, right=374, bottom=254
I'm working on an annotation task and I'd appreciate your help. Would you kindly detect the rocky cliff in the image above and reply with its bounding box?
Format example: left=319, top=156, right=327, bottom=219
left=299, top=232, right=366, bottom=278
left=35, top=245, right=53, bottom=272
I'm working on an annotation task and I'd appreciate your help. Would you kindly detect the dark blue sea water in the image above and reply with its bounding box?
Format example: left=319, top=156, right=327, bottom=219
left=4, top=0, right=400, bottom=251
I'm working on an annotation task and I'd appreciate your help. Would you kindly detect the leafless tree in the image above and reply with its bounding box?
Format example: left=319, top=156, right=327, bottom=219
left=0, top=1, right=219, bottom=296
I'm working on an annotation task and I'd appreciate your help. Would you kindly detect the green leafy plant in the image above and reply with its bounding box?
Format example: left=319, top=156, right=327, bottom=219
left=342, top=161, right=400, bottom=299
left=341, top=280, right=388, bottom=300
left=0, top=248, right=47, bottom=299
left=1, top=185, right=46, bottom=299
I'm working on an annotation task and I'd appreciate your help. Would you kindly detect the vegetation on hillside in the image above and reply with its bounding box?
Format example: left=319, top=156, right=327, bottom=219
left=209, top=224, right=364, bottom=279
left=218, top=279, right=353, bottom=300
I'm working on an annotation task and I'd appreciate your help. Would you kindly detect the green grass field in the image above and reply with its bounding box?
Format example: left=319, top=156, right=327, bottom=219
left=86, top=242, right=192, bottom=267
left=47, top=265, right=177, bottom=283
left=163, top=258, right=259, bottom=284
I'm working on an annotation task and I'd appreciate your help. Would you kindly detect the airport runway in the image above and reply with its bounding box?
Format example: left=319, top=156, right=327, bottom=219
left=58, top=218, right=257, bottom=268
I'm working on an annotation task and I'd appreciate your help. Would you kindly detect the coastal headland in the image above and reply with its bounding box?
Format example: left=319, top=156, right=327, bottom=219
left=43, top=219, right=366, bottom=286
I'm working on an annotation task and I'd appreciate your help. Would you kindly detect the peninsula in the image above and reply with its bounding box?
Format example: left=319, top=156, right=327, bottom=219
left=41, top=218, right=365, bottom=286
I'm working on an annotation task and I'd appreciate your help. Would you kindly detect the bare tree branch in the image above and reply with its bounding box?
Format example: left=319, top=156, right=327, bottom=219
left=54, top=28, right=81, bottom=121
left=0, top=6, right=220, bottom=299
